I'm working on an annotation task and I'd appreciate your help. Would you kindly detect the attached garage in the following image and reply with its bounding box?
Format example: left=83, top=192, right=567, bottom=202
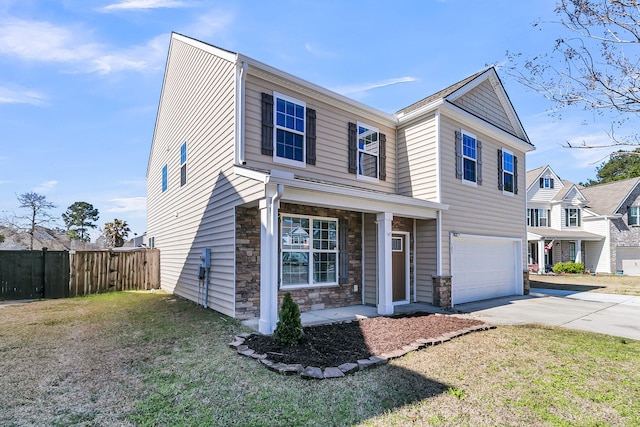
left=616, top=247, right=640, bottom=276
left=451, top=235, right=523, bottom=305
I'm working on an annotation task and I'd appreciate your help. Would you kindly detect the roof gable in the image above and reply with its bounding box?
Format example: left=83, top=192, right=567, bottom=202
left=579, top=177, right=640, bottom=215
left=396, top=67, right=530, bottom=144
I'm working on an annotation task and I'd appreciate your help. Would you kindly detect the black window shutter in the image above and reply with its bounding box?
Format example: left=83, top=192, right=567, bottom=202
left=477, top=139, right=483, bottom=185
left=628, top=206, right=632, bottom=224
left=514, top=156, right=518, bottom=194
left=338, top=218, right=349, bottom=284
left=379, top=133, right=386, bottom=181
left=565, top=209, right=569, bottom=227
left=348, top=122, right=357, bottom=174
left=539, top=177, right=544, bottom=188
left=550, top=178, right=555, bottom=189
left=497, top=149, right=504, bottom=190
left=306, top=108, right=316, bottom=165
left=578, top=209, right=581, bottom=226
left=454, top=130, right=462, bottom=179
left=261, top=93, right=274, bottom=156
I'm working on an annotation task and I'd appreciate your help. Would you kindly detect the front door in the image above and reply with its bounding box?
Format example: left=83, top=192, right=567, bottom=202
left=392, top=234, right=407, bottom=302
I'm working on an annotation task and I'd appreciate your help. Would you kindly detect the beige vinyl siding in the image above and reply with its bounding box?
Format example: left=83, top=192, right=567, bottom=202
left=147, top=38, right=260, bottom=317
left=584, top=216, right=611, bottom=273
left=397, top=114, right=439, bottom=201
left=452, top=80, right=516, bottom=135
left=438, top=116, right=528, bottom=275
left=243, top=74, right=397, bottom=193
left=363, top=213, right=377, bottom=305
left=415, top=219, right=436, bottom=303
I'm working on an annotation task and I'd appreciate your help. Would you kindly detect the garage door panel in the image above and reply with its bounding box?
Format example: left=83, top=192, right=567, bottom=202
left=617, top=247, right=640, bottom=276
left=452, top=237, right=519, bottom=305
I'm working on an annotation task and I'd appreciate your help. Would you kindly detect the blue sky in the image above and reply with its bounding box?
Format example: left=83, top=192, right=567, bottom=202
left=0, top=0, right=631, bottom=239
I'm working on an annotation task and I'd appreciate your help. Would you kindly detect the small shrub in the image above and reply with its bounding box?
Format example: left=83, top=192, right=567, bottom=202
left=273, top=292, right=303, bottom=346
left=552, top=261, right=584, bottom=274
left=552, top=262, right=565, bottom=274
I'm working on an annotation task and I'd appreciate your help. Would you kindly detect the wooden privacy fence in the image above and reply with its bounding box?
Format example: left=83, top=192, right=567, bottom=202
left=69, top=249, right=160, bottom=297
left=0, top=248, right=160, bottom=300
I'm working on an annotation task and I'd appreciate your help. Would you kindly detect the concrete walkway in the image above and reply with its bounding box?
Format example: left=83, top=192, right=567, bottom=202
left=454, top=288, right=640, bottom=341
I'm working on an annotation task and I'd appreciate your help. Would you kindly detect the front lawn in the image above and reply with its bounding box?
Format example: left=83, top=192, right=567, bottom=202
left=531, top=273, right=640, bottom=296
left=0, top=291, right=638, bottom=426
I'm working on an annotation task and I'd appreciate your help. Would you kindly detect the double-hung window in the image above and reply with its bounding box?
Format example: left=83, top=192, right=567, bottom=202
left=540, top=177, right=554, bottom=189
left=565, top=207, right=581, bottom=227
left=502, top=149, right=515, bottom=193
left=274, top=92, right=305, bottom=167
left=528, top=208, right=550, bottom=227
left=357, top=122, right=379, bottom=181
left=180, top=142, right=187, bottom=187
left=462, top=132, right=477, bottom=183
left=629, top=206, right=640, bottom=226
left=161, top=164, right=168, bottom=193
left=281, top=215, right=338, bottom=287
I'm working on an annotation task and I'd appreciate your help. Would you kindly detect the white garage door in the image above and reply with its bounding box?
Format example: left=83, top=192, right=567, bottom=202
left=616, top=247, right=640, bottom=276
left=452, top=236, right=521, bottom=305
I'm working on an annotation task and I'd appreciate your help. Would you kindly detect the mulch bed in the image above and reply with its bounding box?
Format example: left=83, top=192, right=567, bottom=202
left=243, top=312, right=487, bottom=369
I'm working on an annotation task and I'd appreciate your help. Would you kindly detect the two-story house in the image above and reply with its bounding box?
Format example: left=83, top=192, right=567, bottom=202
left=147, top=33, right=534, bottom=333
left=527, top=165, right=640, bottom=275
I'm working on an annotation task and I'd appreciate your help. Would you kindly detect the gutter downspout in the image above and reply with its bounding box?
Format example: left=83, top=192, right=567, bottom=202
left=236, top=61, right=248, bottom=165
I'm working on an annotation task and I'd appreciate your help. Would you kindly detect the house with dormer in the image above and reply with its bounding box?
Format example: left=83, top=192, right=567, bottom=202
left=147, top=33, right=534, bottom=333
left=527, top=165, right=640, bottom=275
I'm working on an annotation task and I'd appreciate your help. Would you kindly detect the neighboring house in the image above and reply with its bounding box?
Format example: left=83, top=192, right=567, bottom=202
left=147, top=33, right=534, bottom=333
left=526, top=165, right=640, bottom=275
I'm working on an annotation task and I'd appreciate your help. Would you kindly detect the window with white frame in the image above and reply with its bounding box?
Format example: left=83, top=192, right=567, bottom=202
left=462, top=131, right=477, bottom=183
left=180, top=142, right=187, bottom=187
left=281, top=215, right=338, bottom=287
left=161, top=164, right=167, bottom=192
left=274, top=92, right=305, bottom=166
left=540, top=177, right=554, bottom=189
left=629, top=206, right=640, bottom=226
left=357, top=122, right=379, bottom=180
left=565, top=207, right=581, bottom=227
left=527, top=208, right=550, bottom=227
left=502, top=150, right=515, bottom=193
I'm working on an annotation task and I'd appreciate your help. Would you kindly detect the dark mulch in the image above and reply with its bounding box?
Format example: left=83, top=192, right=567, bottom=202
left=244, top=313, right=486, bottom=368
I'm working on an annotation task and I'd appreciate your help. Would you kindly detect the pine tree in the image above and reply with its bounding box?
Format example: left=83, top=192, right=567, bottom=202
left=273, top=292, right=303, bottom=346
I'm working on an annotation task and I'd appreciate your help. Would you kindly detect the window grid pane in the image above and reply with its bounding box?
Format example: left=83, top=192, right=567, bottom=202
left=161, top=165, right=167, bottom=192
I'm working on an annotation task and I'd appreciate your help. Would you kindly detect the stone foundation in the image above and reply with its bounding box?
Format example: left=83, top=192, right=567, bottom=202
left=523, top=271, right=530, bottom=295
left=432, top=276, right=452, bottom=308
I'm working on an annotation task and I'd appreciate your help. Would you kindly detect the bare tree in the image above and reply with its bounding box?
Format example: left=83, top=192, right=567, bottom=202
left=103, top=219, right=131, bottom=248
left=505, top=0, right=640, bottom=147
left=16, top=192, right=57, bottom=250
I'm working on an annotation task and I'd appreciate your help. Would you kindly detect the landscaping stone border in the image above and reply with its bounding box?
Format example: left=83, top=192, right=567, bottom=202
left=228, top=322, right=496, bottom=380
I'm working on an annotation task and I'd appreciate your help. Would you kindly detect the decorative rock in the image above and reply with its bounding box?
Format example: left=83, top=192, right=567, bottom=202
left=384, top=349, right=409, bottom=359
left=237, top=333, right=252, bottom=339
left=300, top=366, right=324, bottom=379
left=280, top=364, right=304, bottom=375
left=236, top=345, right=249, bottom=352
left=338, top=363, right=359, bottom=375
left=357, top=358, right=375, bottom=370
left=250, top=353, right=267, bottom=360
left=369, top=356, right=388, bottom=365
left=323, top=367, right=345, bottom=378
left=238, top=348, right=255, bottom=357
left=402, top=345, right=419, bottom=352
left=228, top=340, right=244, bottom=348
left=267, top=362, right=288, bottom=373
left=259, top=358, right=274, bottom=367
left=416, top=338, right=431, bottom=344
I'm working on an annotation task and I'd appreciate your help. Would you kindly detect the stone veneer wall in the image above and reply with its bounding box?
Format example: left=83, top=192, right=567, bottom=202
left=610, top=184, right=640, bottom=271
left=432, top=276, right=451, bottom=308
left=235, top=203, right=363, bottom=319
left=523, top=271, right=530, bottom=295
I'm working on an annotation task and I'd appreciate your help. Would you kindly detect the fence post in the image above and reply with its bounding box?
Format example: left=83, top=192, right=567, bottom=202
left=41, top=247, right=48, bottom=299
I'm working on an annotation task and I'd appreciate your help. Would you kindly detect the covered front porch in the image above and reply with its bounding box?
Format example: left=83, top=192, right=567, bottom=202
left=527, top=229, right=604, bottom=274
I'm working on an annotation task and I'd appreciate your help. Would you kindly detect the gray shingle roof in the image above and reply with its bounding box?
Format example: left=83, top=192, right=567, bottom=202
left=579, top=177, right=640, bottom=215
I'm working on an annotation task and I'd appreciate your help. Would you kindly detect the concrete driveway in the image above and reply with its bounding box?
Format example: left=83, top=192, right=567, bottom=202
left=454, top=288, right=640, bottom=341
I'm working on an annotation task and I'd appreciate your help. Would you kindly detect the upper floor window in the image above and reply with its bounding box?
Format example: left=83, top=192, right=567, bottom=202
left=462, top=132, right=477, bottom=183
left=629, top=206, right=640, bottom=226
left=161, top=164, right=168, bottom=193
left=502, top=150, right=515, bottom=193
left=357, top=122, right=379, bottom=181
left=539, top=177, right=555, bottom=189
left=528, top=208, right=550, bottom=227
left=274, top=92, right=305, bottom=167
left=281, top=215, right=338, bottom=287
left=565, top=207, right=581, bottom=227
left=180, top=142, right=187, bottom=187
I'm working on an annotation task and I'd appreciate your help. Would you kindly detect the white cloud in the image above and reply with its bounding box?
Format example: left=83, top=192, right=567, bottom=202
left=100, top=0, right=191, bottom=12
left=105, top=196, right=146, bottom=214
left=0, top=86, right=46, bottom=105
left=33, top=180, right=58, bottom=193
left=331, top=77, right=418, bottom=97
left=184, top=9, right=234, bottom=40
left=0, top=18, right=168, bottom=74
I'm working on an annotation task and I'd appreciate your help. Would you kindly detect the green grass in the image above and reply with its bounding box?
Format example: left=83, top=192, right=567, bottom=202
left=1, top=291, right=639, bottom=426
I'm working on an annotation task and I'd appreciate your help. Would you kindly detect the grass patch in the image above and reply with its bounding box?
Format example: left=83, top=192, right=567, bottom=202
left=531, top=274, right=640, bottom=296
left=0, top=292, right=638, bottom=426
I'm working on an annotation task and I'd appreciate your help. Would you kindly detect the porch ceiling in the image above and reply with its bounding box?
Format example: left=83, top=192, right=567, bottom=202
left=527, top=228, right=604, bottom=241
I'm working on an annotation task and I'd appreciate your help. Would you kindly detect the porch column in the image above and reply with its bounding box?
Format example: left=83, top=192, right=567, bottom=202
left=575, top=239, right=582, bottom=263
left=258, top=184, right=282, bottom=334
left=537, top=240, right=546, bottom=274
left=377, top=212, right=394, bottom=315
